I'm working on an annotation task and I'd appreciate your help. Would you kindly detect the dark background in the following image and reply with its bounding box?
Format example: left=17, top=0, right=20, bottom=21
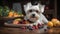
left=57, top=0, right=60, bottom=20
left=0, top=0, right=59, bottom=20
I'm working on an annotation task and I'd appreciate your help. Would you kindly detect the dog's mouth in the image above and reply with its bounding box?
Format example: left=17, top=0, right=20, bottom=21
left=30, top=18, right=37, bottom=20
left=27, top=18, right=37, bottom=23
left=30, top=16, right=38, bottom=19
left=29, top=16, right=38, bottom=22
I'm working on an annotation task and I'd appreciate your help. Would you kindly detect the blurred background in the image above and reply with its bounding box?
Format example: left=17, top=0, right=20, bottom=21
left=0, top=0, right=58, bottom=21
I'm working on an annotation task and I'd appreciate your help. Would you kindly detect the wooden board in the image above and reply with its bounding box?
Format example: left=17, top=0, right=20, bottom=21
left=0, top=27, right=60, bottom=34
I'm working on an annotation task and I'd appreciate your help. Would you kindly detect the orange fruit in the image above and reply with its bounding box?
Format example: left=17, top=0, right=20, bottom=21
left=13, top=12, right=18, bottom=15
left=51, top=18, right=59, bottom=26
left=13, top=12, right=18, bottom=17
left=51, top=18, right=58, bottom=23
left=58, top=21, right=60, bottom=26
left=47, top=21, right=53, bottom=27
left=8, top=11, right=14, bottom=17
left=14, top=15, right=18, bottom=17
left=56, top=20, right=60, bottom=26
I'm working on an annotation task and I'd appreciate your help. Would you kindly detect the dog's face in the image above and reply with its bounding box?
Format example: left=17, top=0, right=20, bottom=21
left=24, top=2, right=45, bottom=22
left=26, top=9, right=40, bottom=22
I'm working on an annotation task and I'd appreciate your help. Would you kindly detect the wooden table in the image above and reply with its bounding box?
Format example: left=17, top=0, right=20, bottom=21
left=0, top=17, right=60, bottom=34
left=0, top=27, right=60, bottom=34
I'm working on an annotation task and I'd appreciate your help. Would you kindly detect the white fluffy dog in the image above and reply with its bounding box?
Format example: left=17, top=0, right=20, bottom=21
left=24, top=1, right=48, bottom=26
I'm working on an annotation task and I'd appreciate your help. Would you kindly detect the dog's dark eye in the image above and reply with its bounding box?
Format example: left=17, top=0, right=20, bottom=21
left=29, top=10, right=32, bottom=12
left=36, top=11, right=39, bottom=13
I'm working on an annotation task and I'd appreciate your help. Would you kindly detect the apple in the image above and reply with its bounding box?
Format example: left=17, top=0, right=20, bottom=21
left=13, top=19, right=21, bottom=24
left=13, top=20, right=19, bottom=24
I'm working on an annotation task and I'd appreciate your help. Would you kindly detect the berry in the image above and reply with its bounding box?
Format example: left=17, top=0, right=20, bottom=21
left=33, top=25, right=38, bottom=29
left=32, top=26, right=35, bottom=29
left=38, top=23, right=44, bottom=29
left=28, top=26, right=33, bottom=30
left=38, top=23, right=41, bottom=26
left=22, top=20, right=26, bottom=24
left=37, top=23, right=41, bottom=29
left=35, top=26, right=38, bottom=29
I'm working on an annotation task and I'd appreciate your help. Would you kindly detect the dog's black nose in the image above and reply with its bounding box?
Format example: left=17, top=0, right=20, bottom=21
left=32, top=14, right=35, bottom=18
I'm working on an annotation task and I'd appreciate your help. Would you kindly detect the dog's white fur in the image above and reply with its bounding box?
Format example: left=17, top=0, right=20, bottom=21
left=24, top=2, right=48, bottom=26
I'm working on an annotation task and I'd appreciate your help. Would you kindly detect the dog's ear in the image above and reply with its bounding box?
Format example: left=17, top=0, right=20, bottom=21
left=40, top=5, right=45, bottom=13
left=24, top=2, right=31, bottom=14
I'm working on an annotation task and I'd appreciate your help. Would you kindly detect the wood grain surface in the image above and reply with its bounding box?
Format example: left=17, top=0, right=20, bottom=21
left=0, top=27, right=60, bottom=34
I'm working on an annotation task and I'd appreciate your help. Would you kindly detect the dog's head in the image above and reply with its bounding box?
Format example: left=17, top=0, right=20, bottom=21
left=24, top=1, right=45, bottom=22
